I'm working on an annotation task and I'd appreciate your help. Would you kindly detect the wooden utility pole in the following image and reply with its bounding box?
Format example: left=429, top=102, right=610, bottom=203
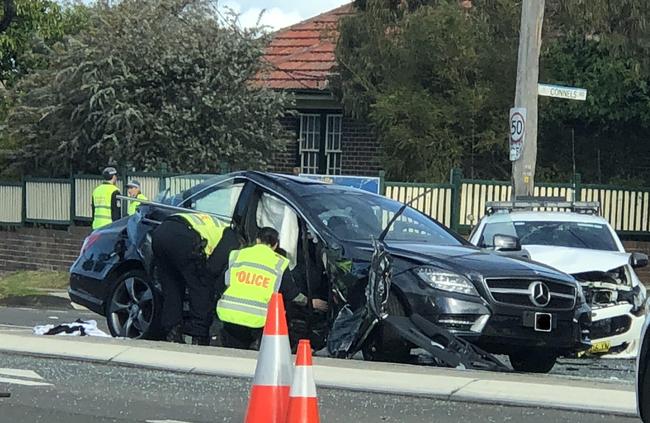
left=512, top=0, right=545, bottom=198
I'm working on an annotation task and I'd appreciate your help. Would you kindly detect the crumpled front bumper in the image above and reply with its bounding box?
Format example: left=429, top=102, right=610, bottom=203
left=589, top=303, right=646, bottom=358
left=408, top=289, right=591, bottom=355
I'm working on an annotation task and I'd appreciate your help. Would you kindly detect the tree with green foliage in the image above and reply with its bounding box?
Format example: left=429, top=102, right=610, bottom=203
left=0, top=0, right=88, bottom=168
left=0, top=0, right=16, bottom=34
left=1, top=0, right=88, bottom=86
left=333, top=0, right=519, bottom=182
left=4, top=0, right=291, bottom=177
left=538, top=0, right=650, bottom=184
left=335, top=0, right=650, bottom=185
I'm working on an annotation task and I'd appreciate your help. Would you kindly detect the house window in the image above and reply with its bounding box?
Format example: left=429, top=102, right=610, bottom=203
left=299, top=114, right=320, bottom=174
left=299, top=113, right=343, bottom=175
left=326, top=115, right=343, bottom=175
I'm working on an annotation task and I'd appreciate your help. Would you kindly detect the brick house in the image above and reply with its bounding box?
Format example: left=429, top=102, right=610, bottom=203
left=256, top=4, right=382, bottom=176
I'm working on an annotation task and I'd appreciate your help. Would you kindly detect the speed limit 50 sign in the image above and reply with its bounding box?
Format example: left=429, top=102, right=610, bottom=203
left=509, top=107, right=527, bottom=161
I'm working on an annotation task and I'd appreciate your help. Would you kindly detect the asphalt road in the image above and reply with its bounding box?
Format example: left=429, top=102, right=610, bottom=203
left=0, top=305, right=637, bottom=384
left=0, top=353, right=640, bottom=423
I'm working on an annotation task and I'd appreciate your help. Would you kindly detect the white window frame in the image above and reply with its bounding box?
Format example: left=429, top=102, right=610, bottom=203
left=325, top=114, right=343, bottom=175
left=299, top=114, right=321, bottom=174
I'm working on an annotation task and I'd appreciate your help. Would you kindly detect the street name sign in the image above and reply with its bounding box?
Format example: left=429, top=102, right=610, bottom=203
left=538, top=83, right=587, bottom=101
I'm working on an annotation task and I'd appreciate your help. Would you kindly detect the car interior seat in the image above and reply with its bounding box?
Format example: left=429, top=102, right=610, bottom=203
left=327, top=216, right=354, bottom=238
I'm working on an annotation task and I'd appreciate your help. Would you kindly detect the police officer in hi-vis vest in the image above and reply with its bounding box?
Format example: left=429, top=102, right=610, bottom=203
left=152, top=212, right=240, bottom=345
left=126, top=180, right=148, bottom=215
left=217, top=227, right=328, bottom=349
left=91, top=167, right=121, bottom=230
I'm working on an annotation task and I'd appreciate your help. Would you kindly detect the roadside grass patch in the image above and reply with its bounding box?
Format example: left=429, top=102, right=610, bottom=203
left=0, top=271, right=69, bottom=299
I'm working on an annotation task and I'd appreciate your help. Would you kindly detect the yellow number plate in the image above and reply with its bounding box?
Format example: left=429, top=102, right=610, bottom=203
left=589, top=340, right=612, bottom=354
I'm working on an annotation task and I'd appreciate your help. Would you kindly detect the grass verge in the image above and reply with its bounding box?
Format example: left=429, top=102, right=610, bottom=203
left=0, top=271, right=68, bottom=299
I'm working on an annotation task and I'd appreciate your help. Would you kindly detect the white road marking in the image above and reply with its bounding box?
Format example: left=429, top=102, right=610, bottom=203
left=0, top=369, right=44, bottom=380
left=48, top=316, right=59, bottom=320
left=0, top=324, right=32, bottom=329
left=0, top=377, right=52, bottom=387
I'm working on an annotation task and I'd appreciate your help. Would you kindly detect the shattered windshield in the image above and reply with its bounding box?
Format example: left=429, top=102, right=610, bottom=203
left=481, top=220, right=618, bottom=251
left=303, top=192, right=462, bottom=245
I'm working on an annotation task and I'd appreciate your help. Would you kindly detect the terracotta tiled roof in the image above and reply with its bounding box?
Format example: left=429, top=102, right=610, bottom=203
left=256, top=3, right=354, bottom=91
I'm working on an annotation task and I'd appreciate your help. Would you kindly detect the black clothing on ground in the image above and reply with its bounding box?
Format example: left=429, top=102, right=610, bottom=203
left=152, top=219, right=215, bottom=338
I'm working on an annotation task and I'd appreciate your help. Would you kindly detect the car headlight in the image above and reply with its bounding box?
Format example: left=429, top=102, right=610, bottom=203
left=415, top=267, right=479, bottom=296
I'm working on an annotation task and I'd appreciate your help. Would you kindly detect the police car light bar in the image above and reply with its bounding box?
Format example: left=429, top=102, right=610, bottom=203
left=485, top=199, right=600, bottom=216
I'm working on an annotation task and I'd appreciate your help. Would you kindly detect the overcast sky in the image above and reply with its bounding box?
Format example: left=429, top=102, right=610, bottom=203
left=219, top=0, right=350, bottom=30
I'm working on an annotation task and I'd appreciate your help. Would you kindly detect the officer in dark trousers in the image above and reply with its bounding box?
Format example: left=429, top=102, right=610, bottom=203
left=152, top=212, right=240, bottom=345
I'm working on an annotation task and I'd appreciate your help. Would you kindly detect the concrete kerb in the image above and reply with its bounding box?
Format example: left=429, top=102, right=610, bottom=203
left=0, top=332, right=638, bottom=417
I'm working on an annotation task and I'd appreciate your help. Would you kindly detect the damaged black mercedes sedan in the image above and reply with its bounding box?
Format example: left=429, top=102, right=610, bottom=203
left=69, top=171, right=590, bottom=372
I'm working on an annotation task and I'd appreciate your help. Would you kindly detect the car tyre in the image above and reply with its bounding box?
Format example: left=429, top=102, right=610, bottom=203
left=106, top=270, right=162, bottom=340
left=362, top=294, right=411, bottom=363
left=508, top=350, right=557, bottom=373
left=641, top=354, right=650, bottom=422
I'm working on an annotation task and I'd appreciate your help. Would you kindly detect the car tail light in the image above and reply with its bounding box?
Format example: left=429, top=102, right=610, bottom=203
left=80, top=232, right=101, bottom=255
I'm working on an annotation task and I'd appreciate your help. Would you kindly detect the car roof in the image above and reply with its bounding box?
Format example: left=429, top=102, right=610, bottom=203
left=187, top=171, right=372, bottom=200
left=483, top=211, right=610, bottom=225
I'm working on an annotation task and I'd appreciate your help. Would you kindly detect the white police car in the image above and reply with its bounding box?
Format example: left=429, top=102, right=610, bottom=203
left=469, top=201, right=648, bottom=358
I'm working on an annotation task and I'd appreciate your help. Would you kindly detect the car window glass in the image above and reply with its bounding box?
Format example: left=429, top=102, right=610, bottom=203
left=189, top=181, right=244, bottom=221
left=256, top=193, right=299, bottom=270
left=482, top=220, right=618, bottom=251
left=479, top=221, right=518, bottom=247
left=304, top=192, right=462, bottom=245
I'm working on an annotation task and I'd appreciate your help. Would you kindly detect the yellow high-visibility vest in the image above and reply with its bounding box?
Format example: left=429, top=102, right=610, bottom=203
left=216, top=244, right=289, bottom=328
left=128, top=193, right=147, bottom=216
left=173, top=213, right=225, bottom=257
left=92, top=183, right=120, bottom=230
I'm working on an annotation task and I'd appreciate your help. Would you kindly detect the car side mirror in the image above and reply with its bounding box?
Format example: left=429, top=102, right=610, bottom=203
left=493, top=234, right=521, bottom=252
left=631, top=252, right=649, bottom=269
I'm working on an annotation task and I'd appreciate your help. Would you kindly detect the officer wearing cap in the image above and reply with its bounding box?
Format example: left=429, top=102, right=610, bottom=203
left=126, top=180, right=148, bottom=216
left=91, top=167, right=121, bottom=230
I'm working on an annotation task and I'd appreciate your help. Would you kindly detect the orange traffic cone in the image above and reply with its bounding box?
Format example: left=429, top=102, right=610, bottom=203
left=244, top=293, right=293, bottom=423
left=285, top=339, right=320, bottom=423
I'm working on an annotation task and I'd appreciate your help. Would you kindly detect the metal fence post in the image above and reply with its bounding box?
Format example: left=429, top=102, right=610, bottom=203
left=379, top=170, right=386, bottom=195
left=450, top=168, right=463, bottom=232
left=21, top=178, right=27, bottom=224
left=573, top=173, right=582, bottom=202
left=70, top=176, right=76, bottom=225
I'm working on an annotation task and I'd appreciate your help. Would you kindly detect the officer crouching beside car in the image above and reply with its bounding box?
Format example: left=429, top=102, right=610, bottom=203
left=216, top=227, right=327, bottom=349
left=151, top=212, right=240, bottom=345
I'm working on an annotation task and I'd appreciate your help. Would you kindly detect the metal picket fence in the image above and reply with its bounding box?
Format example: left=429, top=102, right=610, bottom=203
left=1, top=169, right=650, bottom=238
left=0, top=172, right=216, bottom=225
left=384, top=171, right=650, bottom=238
